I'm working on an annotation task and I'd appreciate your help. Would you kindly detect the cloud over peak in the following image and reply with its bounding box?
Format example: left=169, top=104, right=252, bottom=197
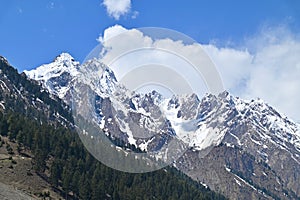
left=203, top=26, right=300, bottom=121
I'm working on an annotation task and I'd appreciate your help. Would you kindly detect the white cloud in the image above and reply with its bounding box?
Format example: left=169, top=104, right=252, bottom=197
left=202, top=45, right=253, bottom=95
left=203, top=27, right=300, bottom=121
left=97, top=24, right=128, bottom=43
left=102, top=0, right=132, bottom=20
left=94, top=25, right=300, bottom=121
left=95, top=25, right=224, bottom=97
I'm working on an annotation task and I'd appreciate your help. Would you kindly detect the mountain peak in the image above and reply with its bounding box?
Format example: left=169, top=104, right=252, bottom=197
left=78, top=58, right=118, bottom=95
left=54, top=52, right=76, bottom=63
left=217, top=90, right=230, bottom=99
left=24, top=53, right=80, bottom=99
left=24, top=53, right=80, bottom=80
left=0, top=55, right=9, bottom=65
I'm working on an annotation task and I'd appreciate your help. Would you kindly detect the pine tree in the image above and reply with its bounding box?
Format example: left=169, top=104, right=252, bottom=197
left=62, top=165, right=72, bottom=194
left=16, top=130, right=23, bottom=144
left=34, top=148, right=46, bottom=172
left=50, top=160, right=60, bottom=187
left=79, top=174, right=90, bottom=200
left=71, top=170, right=80, bottom=197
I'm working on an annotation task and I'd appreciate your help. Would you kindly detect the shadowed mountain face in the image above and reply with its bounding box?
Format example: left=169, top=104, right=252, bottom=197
left=25, top=53, right=300, bottom=200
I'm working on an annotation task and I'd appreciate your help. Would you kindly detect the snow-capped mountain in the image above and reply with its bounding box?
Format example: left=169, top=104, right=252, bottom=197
left=24, top=53, right=300, bottom=200
left=196, top=91, right=300, bottom=156
left=24, top=53, right=80, bottom=99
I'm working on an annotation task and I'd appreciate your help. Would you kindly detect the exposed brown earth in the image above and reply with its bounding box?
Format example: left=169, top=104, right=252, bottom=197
left=0, top=136, right=63, bottom=200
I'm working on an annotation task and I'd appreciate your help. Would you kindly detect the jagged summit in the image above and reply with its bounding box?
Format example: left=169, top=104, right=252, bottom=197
left=24, top=53, right=80, bottom=99
left=78, top=58, right=118, bottom=95
left=23, top=54, right=120, bottom=99
left=0, top=55, right=9, bottom=65
left=53, top=52, right=76, bottom=62
left=24, top=52, right=80, bottom=80
left=200, top=91, right=300, bottom=150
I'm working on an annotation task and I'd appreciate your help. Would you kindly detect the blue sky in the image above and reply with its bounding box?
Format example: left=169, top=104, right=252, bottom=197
left=0, top=0, right=299, bottom=71
left=1, top=0, right=300, bottom=121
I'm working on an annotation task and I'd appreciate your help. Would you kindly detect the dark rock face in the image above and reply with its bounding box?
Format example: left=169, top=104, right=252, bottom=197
left=175, top=92, right=300, bottom=200
left=176, top=145, right=279, bottom=200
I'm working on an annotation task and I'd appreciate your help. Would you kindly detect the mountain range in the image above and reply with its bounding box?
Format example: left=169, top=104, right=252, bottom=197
left=4, top=52, right=300, bottom=199
left=1, top=54, right=227, bottom=200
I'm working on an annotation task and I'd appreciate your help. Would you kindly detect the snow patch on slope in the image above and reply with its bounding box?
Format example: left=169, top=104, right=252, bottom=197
left=0, top=101, right=5, bottom=110
left=160, top=96, right=226, bottom=150
left=0, top=80, right=10, bottom=92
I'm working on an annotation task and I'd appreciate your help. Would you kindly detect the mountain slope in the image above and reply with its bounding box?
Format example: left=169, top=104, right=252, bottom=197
left=0, top=55, right=72, bottom=126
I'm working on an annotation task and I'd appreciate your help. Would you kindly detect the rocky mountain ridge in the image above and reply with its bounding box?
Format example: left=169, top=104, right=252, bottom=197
left=24, top=53, right=300, bottom=199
